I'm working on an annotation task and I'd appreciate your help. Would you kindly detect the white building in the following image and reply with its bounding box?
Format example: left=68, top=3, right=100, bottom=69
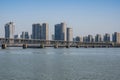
left=67, top=28, right=73, bottom=41
left=5, top=22, right=15, bottom=39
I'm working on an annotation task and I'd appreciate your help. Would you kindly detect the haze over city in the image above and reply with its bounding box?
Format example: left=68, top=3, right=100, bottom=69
left=0, top=0, right=120, bottom=38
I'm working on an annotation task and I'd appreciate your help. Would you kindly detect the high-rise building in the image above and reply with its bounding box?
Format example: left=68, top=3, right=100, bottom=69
left=103, top=33, right=110, bottom=42
left=112, top=32, right=120, bottom=43
left=55, top=22, right=66, bottom=41
left=67, top=28, right=73, bottom=41
left=21, top=31, right=30, bottom=39
left=83, top=36, right=88, bottom=42
left=5, top=22, right=15, bottom=39
left=88, top=35, right=94, bottom=42
left=21, top=32, right=25, bottom=39
left=55, top=24, right=61, bottom=40
left=32, top=23, right=41, bottom=39
left=32, top=23, right=49, bottom=40
left=41, top=23, right=49, bottom=40
left=95, top=34, right=102, bottom=42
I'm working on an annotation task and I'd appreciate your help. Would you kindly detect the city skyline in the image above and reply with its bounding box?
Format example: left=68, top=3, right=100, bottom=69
left=0, top=0, right=120, bottom=37
left=3, top=21, right=120, bottom=43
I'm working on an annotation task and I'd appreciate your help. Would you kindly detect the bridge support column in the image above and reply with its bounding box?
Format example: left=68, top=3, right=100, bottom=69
left=40, top=44, right=44, bottom=48
left=76, top=45, right=79, bottom=48
left=1, top=44, right=7, bottom=49
left=23, top=44, right=27, bottom=49
left=84, top=46, right=88, bottom=48
left=92, top=46, right=95, bottom=48
left=54, top=44, right=58, bottom=48
left=66, top=45, right=70, bottom=48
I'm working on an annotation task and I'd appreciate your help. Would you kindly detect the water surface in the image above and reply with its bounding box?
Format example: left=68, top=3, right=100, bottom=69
left=0, top=48, right=120, bottom=80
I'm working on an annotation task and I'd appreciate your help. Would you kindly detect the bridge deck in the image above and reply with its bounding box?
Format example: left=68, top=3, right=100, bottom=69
left=0, top=38, right=120, bottom=48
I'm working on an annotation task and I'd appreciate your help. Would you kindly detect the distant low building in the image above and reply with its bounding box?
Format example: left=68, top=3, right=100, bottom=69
left=14, top=34, right=21, bottom=39
left=75, top=36, right=82, bottom=42
left=20, top=31, right=30, bottom=39
left=73, top=38, right=76, bottom=42
left=30, top=34, right=32, bottom=39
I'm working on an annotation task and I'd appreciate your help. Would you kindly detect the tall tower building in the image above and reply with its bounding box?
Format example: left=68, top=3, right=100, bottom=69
left=112, top=32, right=120, bottom=43
left=5, top=22, right=15, bottom=39
left=61, top=22, right=66, bottom=41
left=103, top=33, right=110, bottom=42
left=55, top=22, right=66, bottom=41
left=32, top=24, right=41, bottom=39
left=95, top=34, right=102, bottom=42
left=32, top=23, right=49, bottom=40
left=83, top=36, right=88, bottom=42
left=55, top=24, right=61, bottom=40
left=88, top=35, right=94, bottom=42
left=41, top=23, right=49, bottom=40
left=67, top=28, right=73, bottom=41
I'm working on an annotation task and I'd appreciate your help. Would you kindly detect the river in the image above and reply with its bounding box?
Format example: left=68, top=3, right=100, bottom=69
left=0, top=48, right=120, bottom=80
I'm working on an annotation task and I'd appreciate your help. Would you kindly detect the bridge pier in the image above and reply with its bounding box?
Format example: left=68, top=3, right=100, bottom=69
left=66, top=45, right=70, bottom=48
left=1, top=44, right=7, bottom=49
left=54, top=44, right=58, bottom=48
left=76, top=45, right=79, bottom=48
left=23, top=44, right=27, bottom=49
left=40, top=44, right=44, bottom=48
left=84, top=46, right=88, bottom=48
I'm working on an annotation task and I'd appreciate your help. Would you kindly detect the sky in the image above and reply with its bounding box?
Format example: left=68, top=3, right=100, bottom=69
left=0, top=0, right=120, bottom=39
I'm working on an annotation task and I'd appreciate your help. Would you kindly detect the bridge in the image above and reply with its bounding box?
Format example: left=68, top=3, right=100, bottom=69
left=0, top=38, right=120, bottom=49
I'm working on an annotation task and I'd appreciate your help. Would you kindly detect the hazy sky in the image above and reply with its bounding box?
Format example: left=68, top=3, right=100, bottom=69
left=0, top=0, right=120, bottom=38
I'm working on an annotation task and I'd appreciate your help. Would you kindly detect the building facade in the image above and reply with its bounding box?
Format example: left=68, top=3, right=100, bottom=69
left=95, top=34, right=102, bottom=42
left=5, top=22, right=15, bottom=39
left=55, top=22, right=66, bottom=41
left=83, top=36, right=88, bottom=42
left=14, top=34, right=21, bottom=39
left=32, top=23, right=41, bottom=39
left=21, top=31, right=30, bottom=39
left=75, top=36, right=83, bottom=42
left=41, top=23, right=49, bottom=40
left=32, top=23, right=49, bottom=40
left=112, top=32, right=120, bottom=43
left=88, top=35, right=94, bottom=42
left=67, top=28, right=73, bottom=41
left=103, top=33, right=110, bottom=42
